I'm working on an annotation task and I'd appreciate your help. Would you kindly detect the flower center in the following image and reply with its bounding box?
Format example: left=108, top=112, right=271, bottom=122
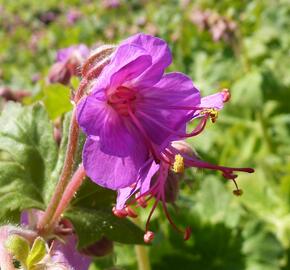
left=108, top=86, right=136, bottom=116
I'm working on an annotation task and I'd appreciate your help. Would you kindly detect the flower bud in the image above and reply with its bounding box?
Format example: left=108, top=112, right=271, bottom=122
left=47, top=62, right=72, bottom=85
left=0, top=87, right=30, bottom=102
left=81, top=237, right=113, bottom=257
left=48, top=45, right=90, bottom=85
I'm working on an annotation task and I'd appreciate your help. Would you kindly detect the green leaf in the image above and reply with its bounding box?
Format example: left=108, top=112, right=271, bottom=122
left=65, top=207, right=145, bottom=248
left=66, top=175, right=145, bottom=248
left=58, top=120, right=145, bottom=248
left=26, top=237, right=47, bottom=268
left=43, top=84, right=73, bottom=120
left=243, top=221, right=284, bottom=270
left=0, top=103, right=59, bottom=221
left=72, top=178, right=116, bottom=209
left=231, top=71, right=263, bottom=108
left=0, top=103, right=74, bottom=222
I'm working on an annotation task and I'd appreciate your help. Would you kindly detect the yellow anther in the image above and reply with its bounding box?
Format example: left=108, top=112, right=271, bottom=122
left=172, top=154, right=185, bottom=173
left=201, top=108, right=218, bottom=123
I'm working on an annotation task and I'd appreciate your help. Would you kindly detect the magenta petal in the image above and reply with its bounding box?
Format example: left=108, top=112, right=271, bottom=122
left=83, top=137, right=147, bottom=190
left=116, top=186, right=137, bottom=210
left=77, top=93, right=107, bottom=137
left=78, top=93, right=138, bottom=156
left=139, top=72, right=200, bottom=106
left=116, top=159, right=159, bottom=209
left=136, top=72, right=200, bottom=145
left=200, top=92, right=224, bottom=110
left=21, top=209, right=44, bottom=228
left=139, top=159, right=159, bottom=194
left=110, top=54, right=152, bottom=89
left=99, top=110, right=140, bottom=157
left=56, top=44, right=89, bottom=63
left=92, top=43, right=152, bottom=92
left=122, top=33, right=172, bottom=88
left=52, top=235, right=91, bottom=270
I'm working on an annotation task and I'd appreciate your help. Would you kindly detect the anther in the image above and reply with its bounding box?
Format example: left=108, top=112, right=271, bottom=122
left=137, top=196, right=148, bottom=208
left=125, top=206, right=138, bottom=218
left=172, top=154, right=185, bottom=173
left=201, top=108, right=218, bottom=123
left=112, top=207, right=128, bottom=218
left=144, top=231, right=154, bottom=243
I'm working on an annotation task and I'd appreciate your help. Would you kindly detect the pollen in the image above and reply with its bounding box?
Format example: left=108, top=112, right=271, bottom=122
left=201, top=108, right=219, bottom=123
left=172, top=154, right=185, bottom=173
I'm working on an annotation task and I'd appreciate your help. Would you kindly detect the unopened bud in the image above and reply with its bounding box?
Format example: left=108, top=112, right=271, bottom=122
left=0, top=87, right=30, bottom=102
left=48, top=62, right=71, bottom=85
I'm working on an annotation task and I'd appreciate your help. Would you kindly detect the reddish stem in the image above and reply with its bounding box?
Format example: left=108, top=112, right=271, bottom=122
left=51, top=164, right=86, bottom=225
left=37, top=79, right=88, bottom=234
left=37, top=109, right=80, bottom=233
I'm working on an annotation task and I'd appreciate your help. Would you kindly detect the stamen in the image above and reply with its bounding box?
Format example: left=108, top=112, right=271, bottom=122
left=125, top=206, right=138, bottom=218
left=145, top=196, right=161, bottom=232
left=200, top=108, right=218, bottom=123
left=128, top=104, right=159, bottom=162
left=137, top=110, right=209, bottom=139
left=112, top=207, right=128, bottom=218
left=184, top=155, right=254, bottom=197
left=184, top=157, right=254, bottom=175
left=172, top=154, right=185, bottom=173
left=130, top=162, right=192, bottom=241
left=232, top=179, right=243, bottom=196
left=136, top=194, right=148, bottom=208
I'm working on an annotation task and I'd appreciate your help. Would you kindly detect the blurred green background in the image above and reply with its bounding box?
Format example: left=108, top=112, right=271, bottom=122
left=0, top=0, right=290, bottom=269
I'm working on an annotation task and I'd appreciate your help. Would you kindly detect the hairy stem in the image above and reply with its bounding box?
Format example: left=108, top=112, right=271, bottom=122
left=37, top=109, right=80, bottom=233
left=37, top=47, right=113, bottom=234
left=51, top=164, right=86, bottom=225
